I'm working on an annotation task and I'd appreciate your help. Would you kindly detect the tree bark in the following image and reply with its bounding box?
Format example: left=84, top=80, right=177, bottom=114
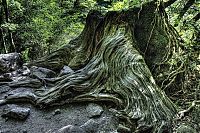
left=73, top=0, right=80, bottom=8
left=0, top=28, right=7, bottom=53
left=0, top=4, right=7, bottom=53
left=1, top=1, right=178, bottom=132
left=2, top=0, right=15, bottom=52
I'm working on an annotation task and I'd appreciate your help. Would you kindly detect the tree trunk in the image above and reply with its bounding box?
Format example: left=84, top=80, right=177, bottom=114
left=0, top=4, right=7, bottom=53
left=73, top=0, right=80, bottom=8
left=1, top=1, right=179, bottom=132
left=2, top=0, right=15, bottom=52
left=0, top=28, right=7, bottom=53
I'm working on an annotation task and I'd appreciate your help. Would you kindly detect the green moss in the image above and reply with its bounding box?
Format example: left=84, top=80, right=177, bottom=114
left=2, top=1, right=178, bottom=132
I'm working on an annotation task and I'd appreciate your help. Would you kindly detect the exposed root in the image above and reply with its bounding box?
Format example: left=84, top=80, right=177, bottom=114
left=177, top=100, right=196, bottom=119
left=0, top=2, right=178, bottom=132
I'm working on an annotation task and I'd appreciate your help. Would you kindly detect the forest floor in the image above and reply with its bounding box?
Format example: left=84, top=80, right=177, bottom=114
left=0, top=87, right=118, bottom=133
left=0, top=53, right=199, bottom=133
left=0, top=101, right=118, bottom=133
left=1, top=87, right=199, bottom=133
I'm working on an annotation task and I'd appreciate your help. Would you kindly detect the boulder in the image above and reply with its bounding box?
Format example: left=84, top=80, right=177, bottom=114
left=86, top=103, right=104, bottom=118
left=30, top=66, right=56, bottom=79
left=0, top=53, right=23, bottom=74
left=80, top=119, right=99, bottom=133
left=0, top=66, right=30, bottom=82
left=53, top=109, right=61, bottom=116
left=1, top=105, right=30, bottom=120
left=59, top=66, right=74, bottom=76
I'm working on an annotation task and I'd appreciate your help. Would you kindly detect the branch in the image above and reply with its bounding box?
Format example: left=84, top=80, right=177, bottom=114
left=192, top=12, right=200, bottom=22
left=163, top=0, right=178, bottom=8
left=179, top=0, right=195, bottom=19
left=177, top=100, right=196, bottom=119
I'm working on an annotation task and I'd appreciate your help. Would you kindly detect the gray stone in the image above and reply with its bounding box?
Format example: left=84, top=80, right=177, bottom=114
left=1, top=105, right=30, bottom=120
left=80, top=119, right=99, bottom=133
left=0, top=73, right=12, bottom=82
left=0, top=85, right=10, bottom=94
left=0, top=53, right=23, bottom=74
left=21, top=66, right=31, bottom=76
left=22, top=129, right=28, bottom=133
left=30, top=66, right=56, bottom=79
left=97, top=116, right=119, bottom=132
left=86, top=103, right=103, bottom=118
left=176, top=125, right=197, bottom=133
left=0, top=128, right=11, bottom=133
left=58, top=125, right=86, bottom=133
left=80, top=110, right=119, bottom=133
left=59, top=66, right=74, bottom=76
left=0, top=66, right=30, bottom=83
left=53, top=109, right=61, bottom=115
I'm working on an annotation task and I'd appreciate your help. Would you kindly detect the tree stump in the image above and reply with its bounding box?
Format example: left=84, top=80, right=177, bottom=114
left=1, top=1, right=178, bottom=132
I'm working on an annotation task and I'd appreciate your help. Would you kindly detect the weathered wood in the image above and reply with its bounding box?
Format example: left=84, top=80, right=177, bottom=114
left=1, top=1, right=178, bottom=132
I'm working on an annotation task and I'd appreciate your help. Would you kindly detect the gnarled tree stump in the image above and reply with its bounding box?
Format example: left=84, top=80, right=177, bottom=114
left=1, top=1, right=178, bottom=132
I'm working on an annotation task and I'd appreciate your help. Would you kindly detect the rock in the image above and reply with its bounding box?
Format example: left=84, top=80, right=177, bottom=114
left=176, top=125, right=197, bottom=133
left=81, top=115, right=119, bottom=133
left=0, top=99, right=6, bottom=105
left=1, top=105, right=30, bottom=120
left=80, top=119, right=99, bottom=133
left=0, top=66, right=30, bottom=83
left=0, top=128, right=11, bottom=133
left=21, top=66, right=31, bottom=76
left=5, top=91, right=37, bottom=105
left=59, top=66, right=74, bottom=76
left=30, top=66, right=56, bottom=79
left=0, top=73, right=12, bottom=82
left=98, top=116, right=119, bottom=132
left=22, top=129, right=28, bottom=133
left=53, top=109, right=61, bottom=115
left=0, top=53, right=23, bottom=74
left=86, top=103, right=103, bottom=118
left=0, top=85, right=11, bottom=94
left=57, top=125, right=86, bottom=133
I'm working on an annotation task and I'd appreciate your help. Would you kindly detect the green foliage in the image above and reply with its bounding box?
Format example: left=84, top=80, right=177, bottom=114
left=109, top=0, right=144, bottom=11
left=1, top=22, right=18, bottom=31
left=1, top=0, right=199, bottom=84
left=2, top=0, right=86, bottom=60
left=81, top=0, right=96, bottom=9
left=164, top=2, right=200, bottom=129
left=166, top=0, right=199, bottom=46
left=110, top=1, right=125, bottom=11
left=0, top=0, right=146, bottom=56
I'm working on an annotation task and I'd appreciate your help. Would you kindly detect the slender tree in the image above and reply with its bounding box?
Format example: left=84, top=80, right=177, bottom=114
left=0, top=2, right=7, bottom=53
left=2, top=0, right=15, bottom=52
left=74, top=0, right=80, bottom=8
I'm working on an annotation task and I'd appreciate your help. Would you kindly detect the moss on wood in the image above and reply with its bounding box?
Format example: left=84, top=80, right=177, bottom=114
left=1, top=1, right=179, bottom=132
